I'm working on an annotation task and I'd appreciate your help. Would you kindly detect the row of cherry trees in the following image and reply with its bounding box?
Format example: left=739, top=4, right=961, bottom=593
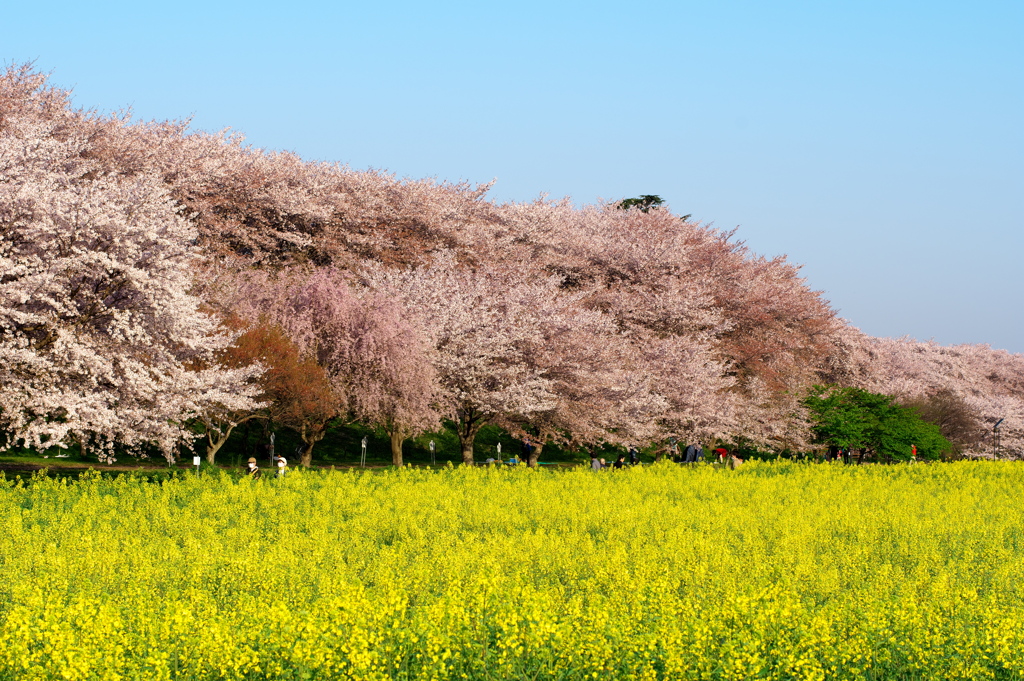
left=2, top=64, right=1022, bottom=462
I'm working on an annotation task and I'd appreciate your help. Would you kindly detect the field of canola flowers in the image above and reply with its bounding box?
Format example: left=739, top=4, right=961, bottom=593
left=2, top=462, right=1024, bottom=680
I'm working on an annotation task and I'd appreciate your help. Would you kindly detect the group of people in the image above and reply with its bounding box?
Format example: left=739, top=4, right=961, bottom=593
left=669, top=440, right=742, bottom=466
left=587, top=441, right=743, bottom=470
left=238, top=437, right=745, bottom=473
left=244, top=452, right=290, bottom=478
left=587, top=445, right=638, bottom=470
left=667, top=440, right=710, bottom=464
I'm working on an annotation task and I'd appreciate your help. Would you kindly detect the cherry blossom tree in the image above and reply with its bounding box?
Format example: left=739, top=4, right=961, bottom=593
left=0, top=71, right=261, bottom=461
left=219, top=268, right=439, bottom=466
left=488, top=199, right=838, bottom=450
left=490, top=283, right=669, bottom=466
left=193, top=320, right=340, bottom=465
left=365, top=255, right=564, bottom=464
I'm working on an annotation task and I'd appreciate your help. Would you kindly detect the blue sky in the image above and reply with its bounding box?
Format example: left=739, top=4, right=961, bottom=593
left=5, top=0, right=1022, bottom=351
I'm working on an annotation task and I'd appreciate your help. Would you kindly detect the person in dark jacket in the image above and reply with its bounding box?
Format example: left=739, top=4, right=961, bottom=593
left=628, top=446, right=639, bottom=465
left=613, top=453, right=626, bottom=469
left=521, top=437, right=533, bottom=463
left=245, top=457, right=261, bottom=479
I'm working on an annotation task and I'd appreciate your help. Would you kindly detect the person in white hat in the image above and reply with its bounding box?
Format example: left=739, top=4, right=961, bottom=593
left=276, top=455, right=288, bottom=477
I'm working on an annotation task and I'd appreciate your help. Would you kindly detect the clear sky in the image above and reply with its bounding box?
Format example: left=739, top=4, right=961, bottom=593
left=5, top=0, right=1022, bottom=352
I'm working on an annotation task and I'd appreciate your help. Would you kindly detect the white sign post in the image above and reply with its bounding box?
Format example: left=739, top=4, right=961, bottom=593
left=360, top=436, right=368, bottom=468
left=429, top=440, right=435, bottom=466
left=193, top=455, right=201, bottom=472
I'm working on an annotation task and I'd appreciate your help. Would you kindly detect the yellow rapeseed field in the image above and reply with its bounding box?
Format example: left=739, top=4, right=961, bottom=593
left=1, top=462, right=1023, bottom=680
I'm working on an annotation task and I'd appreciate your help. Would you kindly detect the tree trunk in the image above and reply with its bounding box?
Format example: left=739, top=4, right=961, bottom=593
left=299, top=425, right=325, bottom=467
left=457, top=408, right=485, bottom=465
left=390, top=430, right=404, bottom=467
left=459, top=434, right=476, bottom=465
left=205, top=432, right=227, bottom=464
left=205, top=426, right=233, bottom=465
left=528, top=441, right=542, bottom=468
left=205, top=416, right=260, bottom=465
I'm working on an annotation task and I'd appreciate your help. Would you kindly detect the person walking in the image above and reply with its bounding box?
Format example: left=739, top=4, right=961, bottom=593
left=590, top=451, right=603, bottom=471
left=245, top=457, right=261, bottom=479
left=628, top=446, right=639, bottom=465
left=684, top=444, right=697, bottom=463
left=668, top=437, right=680, bottom=462
left=613, top=453, right=626, bottom=469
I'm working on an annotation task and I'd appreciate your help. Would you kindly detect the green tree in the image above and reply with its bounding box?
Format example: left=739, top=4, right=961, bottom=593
left=803, top=386, right=951, bottom=461
left=617, top=195, right=665, bottom=213
left=617, top=194, right=692, bottom=220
